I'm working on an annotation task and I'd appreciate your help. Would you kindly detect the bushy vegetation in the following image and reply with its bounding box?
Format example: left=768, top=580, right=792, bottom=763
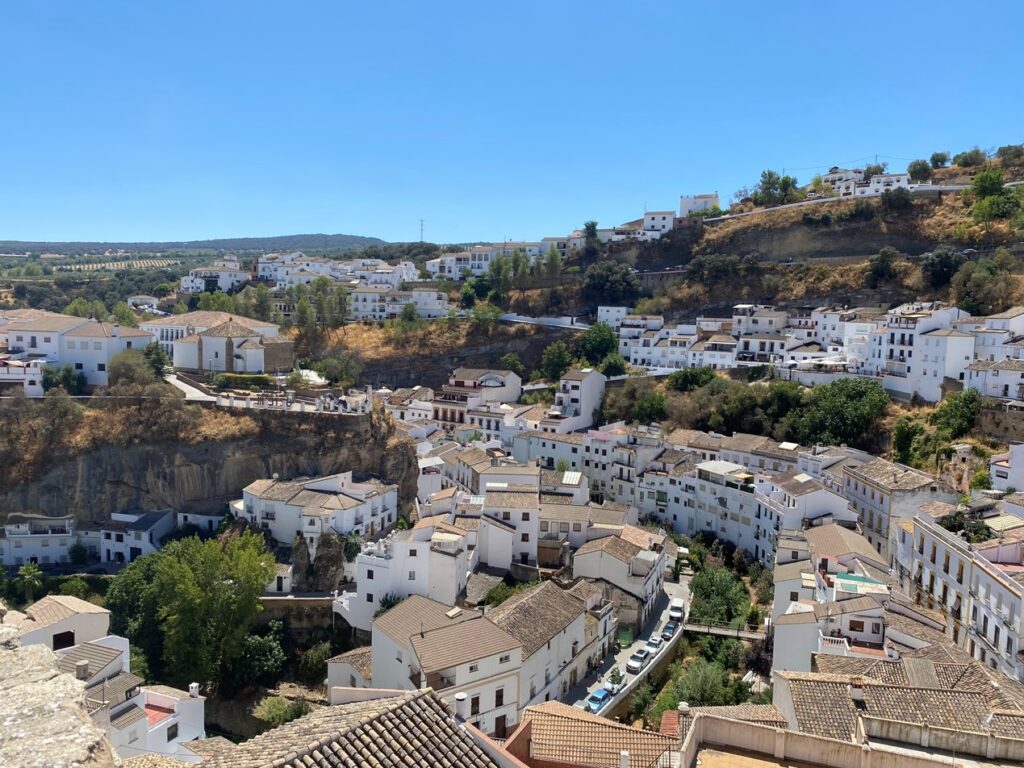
left=581, top=261, right=641, bottom=308
left=212, top=373, right=273, bottom=390
left=253, top=696, right=311, bottom=729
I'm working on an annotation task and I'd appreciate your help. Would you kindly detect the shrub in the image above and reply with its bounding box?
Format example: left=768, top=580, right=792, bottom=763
left=953, top=147, right=987, bottom=167
left=253, top=696, right=310, bottom=729
left=667, top=367, right=715, bottom=392
left=297, top=641, right=332, bottom=687
left=907, top=159, right=932, bottom=182
left=212, top=373, right=273, bottom=390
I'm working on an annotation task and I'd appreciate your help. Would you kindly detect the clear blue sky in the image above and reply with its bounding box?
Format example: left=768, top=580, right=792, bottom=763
left=2, top=1, right=1022, bottom=245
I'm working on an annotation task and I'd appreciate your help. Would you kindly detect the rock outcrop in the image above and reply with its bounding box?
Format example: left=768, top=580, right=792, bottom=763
left=0, top=410, right=419, bottom=524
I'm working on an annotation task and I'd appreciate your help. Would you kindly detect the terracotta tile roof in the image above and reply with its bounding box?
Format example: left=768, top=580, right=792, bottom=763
left=372, top=595, right=472, bottom=645
left=64, top=322, right=153, bottom=338
left=845, top=457, right=939, bottom=491
left=85, top=671, right=143, bottom=706
left=918, top=500, right=956, bottom=519
left=141, top=311, right=277, bottom=329
left=523, top=701, right=677, bottom=768
left=110, top=705, right=147, bottom=730
left=575, top=533, right=642, bottom=564
left=57, top=641, right=122, bottom=679
left=618, top=524, right=665, bottom=551
left=200, top=320, right=263, bottom=338
left=182, top=736, right=238, bottom=759
left=861, top=684, right=993, bottom=731
left=488, top=581, right=584, bottom=658
left=803, top=524, right=882, bottom=566
left=328, top=646, right=372, bottom=680
left=121, top=754, right=187, bottom=768
left=202, top=690, right=503, bottom=768
left=410, top=615, right=520, bottom=673
left=19, top=594, right=109, bottom=632
left=673, top=704, right=786, bottom=740
left=781, top=675, right=858, bottom=740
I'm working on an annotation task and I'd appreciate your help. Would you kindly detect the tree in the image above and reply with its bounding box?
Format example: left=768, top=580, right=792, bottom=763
left=227, top=629, right=286, bottom=689
left=295, top=297, right=315, bottom=338
left=111, top=302, right=136, bottom=327
left=880, top=187, right=912, bottom=211
left=752, top=170, right=800, bottom=206
left=173, top=301, right=188, bottom=315
left=374, top=593, right=406, bottom=617
left=197, top=292, right=216, bottom=311
left=907, top=159, right=933, bottom=182
left=42, top=365, right=86, bottom=395
left=930, top=151, right=950, bottom=169
left=971, top=470, right=992, bottom=490
left=343, top=531, right=362, bottom=562
left=953, top=147, right=987, bottom=167
left=317, top=353, right=361, bottom=387
left=108, top=349, right=156, bottom=388
left=921, top=246, right=966, bottom=289
left=667, top=367, right=714, bottom=392
left=459, top=283, right=477, bottom=309
left=500, top=352, right=526, bottom=379
left=543, top=246, right=562, bottom=280
left=600, top=352, right=628, bottom=377
left=951, top=259, right=1012, bottom=315
left=469, top=302, right=502, bottom=336
left=862, top=162, right=887, bottom=182
left=931, top=389, right=981, bottom=439
left=254, top=696, right=310, bottom=729
left=297, top=640, right=332, bottom=686
left=106, top=530, right=274, bottom=688
left=793, top=379, right=889, bottom=448
left=675, top=658, right=748, bottom=707
left=629, top=680, right=654, bottom=722
left=973, top=168, right=1005, bottom=198
left=865, top=247, right=898, bottom=288
left=892, top=416, right=924, bottom=465
left=540, top=341, right=572, bottom=381
left=689, top=566, right=749, bottom=625
left=579, top=322, right=618, bottom=365
left=58, top=576, right=90, bottom=599
left=14, top=562, right=44, bottom=603
left=633, top=391, right=667, bottom=424
left=68, top=542, right=88, bottom=565
left=996, top=144, right=1024, bottom=163
left=582, top=220, right=600, bottom=257
left=64, top=297, right=94, bottom=317
left=581, top=261, right=641, bottom=308
left=141, top=342, right=170, bottom=377
left=398, top=302, right=419, bottom=324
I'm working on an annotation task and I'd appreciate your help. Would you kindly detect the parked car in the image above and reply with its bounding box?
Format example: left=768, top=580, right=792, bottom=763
left=626, top=648, right=652, bottom=674
left=604, top=669, right=624, bottom=694
left=645, top=636, right=664, bottom=653
left=662, top=620, right=679, bottom=640
left=669, top=597, right=686, bottom=622
left=586, top=688, right=612, bottom=713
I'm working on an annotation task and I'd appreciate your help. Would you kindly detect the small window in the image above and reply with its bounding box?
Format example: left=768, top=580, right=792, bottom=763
left=366, top=593, right=374, bottom=602
left=408, top=571, right=415, bottom=580
left=409, top=548, right=417, bottom=557
left=97, top=363, right=106, bottom=372
left=166, top=723, right=178, bottom=742
left=521, top=512, right=530, bottom=522
left=499, top=654, right=510, bottom=664
left=469, top=663, right=478, bottom=673
left=789, top=591, right=798, bottom=601
left=367, top=569, right=374, bottom=580
left=521, top=533, right=529, bottom=542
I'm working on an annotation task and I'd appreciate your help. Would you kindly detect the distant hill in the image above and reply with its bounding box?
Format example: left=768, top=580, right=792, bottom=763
left=0, top=232, right=386, bottom=256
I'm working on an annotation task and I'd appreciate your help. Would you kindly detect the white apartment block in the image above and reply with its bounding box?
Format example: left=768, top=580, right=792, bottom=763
left=140, top=310, right=280, bottom=356
left=179, top=256, right=249, bottom=293
left=538, top=367, right=606, bottom=434
left=432, top=368, right=523, bottom=427
left=680, top=192, right=720, bottom=216
left=100, top=510, right=175, bottom=565
left=333, top=516, right=473, bottom=634
left=642, top=211, right=675, bottom=239
left=990, top=441, right=1024, bottom=492
left=234, top=471, right=398, bottom=558
left=1, top=513, right=80, bottom=567
left=893, top=506, right=1024, bottom=682
left=841, top=456, right=958, bottom=561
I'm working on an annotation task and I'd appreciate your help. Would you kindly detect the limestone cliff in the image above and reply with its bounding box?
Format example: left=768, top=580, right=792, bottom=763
left=0, top=409, right=418, bottom=524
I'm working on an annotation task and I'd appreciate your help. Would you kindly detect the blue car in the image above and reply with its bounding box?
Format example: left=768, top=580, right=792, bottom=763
left=586, top=688, right=612, bottom=713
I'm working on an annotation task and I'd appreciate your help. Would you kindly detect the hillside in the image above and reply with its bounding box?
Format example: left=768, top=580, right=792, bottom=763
left=0, top=232, right=385, bottom=256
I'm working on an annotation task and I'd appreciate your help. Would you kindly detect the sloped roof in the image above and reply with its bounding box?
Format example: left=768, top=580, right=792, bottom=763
left=328, top=646, right=372, bottom=680
left=488, top=581, right=584, bottom=658
left=201, top=690, right=503, bottom=768
left=372, top=595, right=472, bottom=645
left=410, top=615, right=520, bottom=673
left=523, top=701, right=677, bottom=768
left=19, top=595, right=109, bottom=632
left=56, top=642, right=122, bottom=679
left=575, top=534, right=642, bottom=564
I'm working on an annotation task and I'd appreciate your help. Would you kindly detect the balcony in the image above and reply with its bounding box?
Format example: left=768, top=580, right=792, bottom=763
left=818, top=632, right=886, bottom=658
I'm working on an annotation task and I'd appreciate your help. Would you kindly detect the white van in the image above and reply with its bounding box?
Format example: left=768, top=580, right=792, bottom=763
left=668, top=598, right=686, bottom=622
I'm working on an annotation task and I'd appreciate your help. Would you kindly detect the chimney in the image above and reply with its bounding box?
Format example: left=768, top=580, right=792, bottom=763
left=619, top=751, right=630, bottom=768
left=112, top=323, right=121, bottom=338
left=454, top=692, right=469, bottom=720
left=677, top=701, right=690, bottom=715
left=884, top=641, right=900, bottom=661
left=189, top=682, right=200, bottom=698
left=75, top=659, right=90, bottom=680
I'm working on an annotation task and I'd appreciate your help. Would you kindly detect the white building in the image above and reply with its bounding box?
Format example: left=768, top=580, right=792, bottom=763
left=680, top=193, right=720, bottom=216
left=140, top=310, right=280, bottom=356
left=171, top=318, right=294, bottom=375
left=61, top=322, right=156, bottom=386
left=179, top=257, right=249, bottom=294
left=234, top=471, right=399, bottom=556
left=1, top=513, right=79, bottom=567
left=100, top=511, right=175, bottom=565
left=538, top=368, right=606, bottom=434
left=641, top=211, right=675, bottom=240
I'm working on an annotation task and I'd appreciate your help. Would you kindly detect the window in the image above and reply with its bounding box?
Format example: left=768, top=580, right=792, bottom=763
left=495, top=688, right=504, bottom=707
left=789, top=591, right=798, bottom=601
left=540, top=521, right=549, bottom=532
left=367, top=569, right=374, bottom=579
left=308, top=519, right=315, bottom=526
left=468, top=663, right=478, bottom=673
left=502, top=511, right=510, bottom=521
left=848, top=620, right=865, bottom=633
left=521, top=533, right=529, bottom=542
left=408, top=571, right=415, bottom=580
left=521, top=512, right=530, bottom=521
left=572, top=522, right=582, bottom=532
left=470, top=695, right=480, bottom=716
left=409, top=548, right=417, bottom=557
left=366, top=593, right=374, bottom=602
left=166, top=723, right=178, bottom=742
left=97, top=363, right=106, bottom=372
left=499, top=654, right=510, bottom=664
left=74, top=363, right=83, bottom=370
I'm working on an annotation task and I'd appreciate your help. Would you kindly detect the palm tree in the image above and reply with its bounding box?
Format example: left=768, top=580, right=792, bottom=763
left=15, top=562, right=44, bottom=603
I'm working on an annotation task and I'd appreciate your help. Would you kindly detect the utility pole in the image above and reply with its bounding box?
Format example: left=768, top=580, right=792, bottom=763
left=419, top=219, right=424, bottom=242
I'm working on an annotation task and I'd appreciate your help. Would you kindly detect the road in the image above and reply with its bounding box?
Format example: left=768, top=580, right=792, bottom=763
left=565, top=574, right=690, bottom=714
left=500, top=313, right=590, bottom=330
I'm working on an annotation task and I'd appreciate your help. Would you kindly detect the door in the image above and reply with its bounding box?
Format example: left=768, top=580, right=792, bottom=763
left=494, top=716, right=507, bottom=739
left=276, top=576, right=284, bottom=592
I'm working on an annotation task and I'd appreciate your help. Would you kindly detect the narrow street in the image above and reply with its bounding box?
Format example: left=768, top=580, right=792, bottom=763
left=564, top=573, right=690, bottom=715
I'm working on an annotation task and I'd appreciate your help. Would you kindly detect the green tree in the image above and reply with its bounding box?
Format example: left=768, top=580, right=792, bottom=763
left=629, top=680, right=654, bottom=722
left=141, top=342, right=170, bottom=377
left=920, top=246, right=967, bottom=289
left=581, top=261, right=641, bottom=308
left=398, top=302, right=419, bottom=324
left=197, top=292, right=216, bottom=311
left=634, top=391, right=667, bottom=424
left=298, top=640, right=333, bottom=686
left=108, top=349, right=157, bottom=388
left=667, top=367, right=715, bottom=392
left=64, top=297, right=94, bottom=317
left=317, top=353, right=361, bottom=387
left=973, top=168, right=1005, bottom=198
left=540, top=341, right=572, bottom=381
left=173, top=301, right=188, bottom=315
left=459, top=283, right=477, bottom=309
left=675, top=659, right=748, bottom=706
left=971, top=470, right=992, bottom=490
left=68, top=542, right=88, bottom=565
left=500, top=352, right=526, bottom=379
left=891, top=416, right=924, bottom=465
left=930, top=151, right=950, bottom=169
left=14, top=562, right=44, bottom=603
left=689, top=566, right=749, bottom=625
left=600, top=352, right=628, bottom=377
left=865, top=246, right=898, bottom=288
left=951, top=259, right=1012, bottom=315
left=907, top=159, right=932, bottom=182
left=250, top=284, right=271, bottom=322
left=793, top=379, right=889, bottom=448
left=42, top=365, right=87, bottom=395
left=953, top=147, right=987, bottom=167
left=111, top=301, right=137, bottom=327
left=153, top=282, right=171, bottom=297
left=931, top=388, right=981, bottom=439
left=295, top=297, right=315, bottom=337
left=579, top=322, right=618, bottom=365
left=253, top=696, right=310, bottom=729
left=543, top=246, right=562, bottom=280
left=469, top=302, right=502, bottom=336
left=228, top=629, right=286, bottom=689
left=880, top=187, right=912, bottom=211
left=862, top=162, right=887, bottom=182
left=58, top=576, right=90, bottom=599
left=996, top=144, right=1024, bottom=163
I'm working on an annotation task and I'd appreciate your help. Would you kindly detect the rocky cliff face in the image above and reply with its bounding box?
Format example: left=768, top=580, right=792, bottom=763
left=0, top=409, right=419, bottom=523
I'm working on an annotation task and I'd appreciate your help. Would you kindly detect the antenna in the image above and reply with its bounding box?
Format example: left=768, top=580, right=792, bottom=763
left=419, top=219, right=424, bottom=242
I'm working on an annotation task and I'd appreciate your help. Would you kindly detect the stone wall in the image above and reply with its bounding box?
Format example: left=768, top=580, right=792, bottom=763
left=978, top=406, right=1024, bottom=442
